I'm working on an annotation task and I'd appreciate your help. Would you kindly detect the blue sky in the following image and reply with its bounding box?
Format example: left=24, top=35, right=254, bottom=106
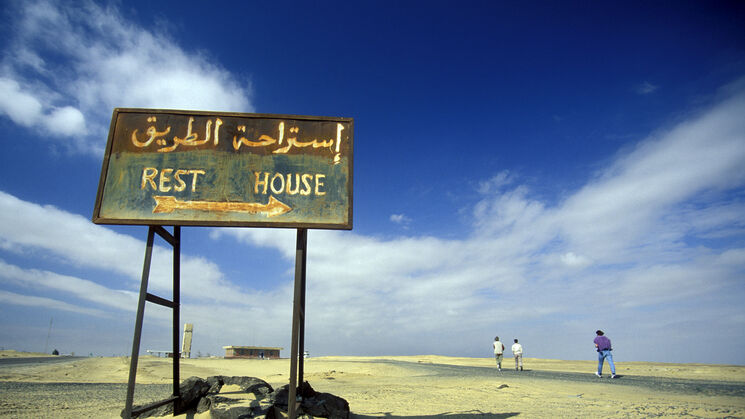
left=1, top=0, right=744, bottom=364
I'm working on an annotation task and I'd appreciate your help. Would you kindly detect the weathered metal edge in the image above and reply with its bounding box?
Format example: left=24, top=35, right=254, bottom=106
left=91, top=108, right=120, bottom=225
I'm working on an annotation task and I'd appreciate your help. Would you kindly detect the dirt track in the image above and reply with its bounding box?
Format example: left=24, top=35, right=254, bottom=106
left=375, top=359, right=745, bottom=398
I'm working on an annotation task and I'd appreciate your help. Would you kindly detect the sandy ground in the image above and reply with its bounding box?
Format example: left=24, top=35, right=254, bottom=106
left=1, top=350, right=744, bottom=418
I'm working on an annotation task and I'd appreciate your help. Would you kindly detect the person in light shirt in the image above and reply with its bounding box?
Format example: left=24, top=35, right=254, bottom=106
left=492, top=336, right=505, bottom=371
left=511, top=339, right=523, bottom=371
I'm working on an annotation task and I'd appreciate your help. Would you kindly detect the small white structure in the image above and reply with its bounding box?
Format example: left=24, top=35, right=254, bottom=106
left=182, top=323, right=193, bottom=358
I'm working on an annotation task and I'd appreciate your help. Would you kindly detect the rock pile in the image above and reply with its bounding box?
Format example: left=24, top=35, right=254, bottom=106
left=124, top=376, right=349, bottom=419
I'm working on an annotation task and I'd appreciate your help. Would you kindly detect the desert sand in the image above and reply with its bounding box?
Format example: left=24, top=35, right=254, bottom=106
left=1, top=350, right=744, bottom=418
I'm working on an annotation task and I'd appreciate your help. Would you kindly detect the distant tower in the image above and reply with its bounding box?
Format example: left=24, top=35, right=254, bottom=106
left=182, top=323, right=193, bottom=358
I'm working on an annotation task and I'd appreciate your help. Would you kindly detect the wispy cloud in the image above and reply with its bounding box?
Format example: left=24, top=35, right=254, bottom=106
left=390, top=213, right=412, bottom=226
left=557, top=91, right=745, bottom=263
left=0, top=0, right=253, bottom=154
left=636, top=81, right=659, bottom=95
left=477, top=171, right=514, bottom=194
left=0, top=290, right=107, bottom=317
left=0, top=259, right=136, bottom=313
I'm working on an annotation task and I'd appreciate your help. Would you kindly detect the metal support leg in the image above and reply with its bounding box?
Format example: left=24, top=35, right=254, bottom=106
left=288, top=228, right=307, bottom=419
left=298, top=228, right=307, bottom=385
left=124, top=226, right=156, bottom=418
left=172, top=226, right=181, bottom=409
left=123, top=226, right=181, bottom=418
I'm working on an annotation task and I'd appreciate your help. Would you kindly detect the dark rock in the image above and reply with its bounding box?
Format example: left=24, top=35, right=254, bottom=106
left=298, top=381, right=317, bottom=398
left=269, top=384, right=289, bottom=410
left=302, top=391, right=350, bottom=419
left=196, top=395, right=212, bottom=413
left=177, top=376, right=212, bottom=411
left=125, top=376, right=347, bottom=419
left=270, top=382, right=349, bottom=419
left=206, top=375, right=226, bottom=393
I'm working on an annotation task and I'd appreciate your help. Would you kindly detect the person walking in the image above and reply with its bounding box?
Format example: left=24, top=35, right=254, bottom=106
left=511, top=338, right=523, bottom=371
left=593, top=330, right=617, bottom=378
left=493, top=336, right=505, bottom=371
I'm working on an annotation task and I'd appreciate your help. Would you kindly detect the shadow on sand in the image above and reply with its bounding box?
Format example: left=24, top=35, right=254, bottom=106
left=352, top=412, right=520, bottom=418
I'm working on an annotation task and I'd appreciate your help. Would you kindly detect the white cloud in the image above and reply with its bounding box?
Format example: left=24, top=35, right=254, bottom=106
left=560, top=252, right=592, bottom=268
left=0, top=77, right=44, bottom=127
left=211, top=227, right=297, bottom=260
left=45, top=106, right=86, bottom=136
left=0, top=259, right=136, bottom=313
left=0, top=289, right=107, bottom=317
left=390, top=213, right=412, bottom=225
left=614, top=261, right=732, bottom=308
left=0, top=0, right=253, bottom=154
left=556, top=91, right=745, bottom=263
left=477, top=171, right=514, bottom=194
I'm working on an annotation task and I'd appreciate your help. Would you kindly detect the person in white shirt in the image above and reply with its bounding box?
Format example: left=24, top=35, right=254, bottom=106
left=493, top=336, right=505, bottom=371
left=511, top=338, right=523, bottom=371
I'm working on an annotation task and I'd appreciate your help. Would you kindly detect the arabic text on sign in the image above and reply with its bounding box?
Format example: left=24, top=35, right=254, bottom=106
left=131, top=116, right=345, bottom=163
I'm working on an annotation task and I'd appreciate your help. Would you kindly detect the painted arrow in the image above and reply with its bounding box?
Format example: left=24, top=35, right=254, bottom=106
left=152, top=195, right=292, bottom=217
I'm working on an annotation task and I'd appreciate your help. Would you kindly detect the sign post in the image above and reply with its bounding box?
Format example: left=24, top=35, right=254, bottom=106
left=288, top=228, right=307, bottom=418
left=94, top=109, right=353, bottom=418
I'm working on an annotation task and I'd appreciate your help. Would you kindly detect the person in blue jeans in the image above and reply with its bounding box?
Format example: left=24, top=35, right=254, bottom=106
left=593, top=330, right=617, bottom=378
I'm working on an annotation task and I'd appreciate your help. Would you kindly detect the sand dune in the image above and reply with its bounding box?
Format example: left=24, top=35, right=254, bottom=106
left=1, top=351, right=743, bottom=418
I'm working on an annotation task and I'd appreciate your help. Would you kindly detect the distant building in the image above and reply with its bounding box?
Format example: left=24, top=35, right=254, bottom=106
left=223, top=346, right=283, bottom=359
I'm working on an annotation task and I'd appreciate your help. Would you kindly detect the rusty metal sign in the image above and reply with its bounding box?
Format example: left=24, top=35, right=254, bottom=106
left=93, top=109, right=353, bottom=229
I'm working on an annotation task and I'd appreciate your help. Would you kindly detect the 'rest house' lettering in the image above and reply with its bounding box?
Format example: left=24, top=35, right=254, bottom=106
left=141, top=167, right=205, bottom=192
left=254, top=172, right=326, bottom=196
